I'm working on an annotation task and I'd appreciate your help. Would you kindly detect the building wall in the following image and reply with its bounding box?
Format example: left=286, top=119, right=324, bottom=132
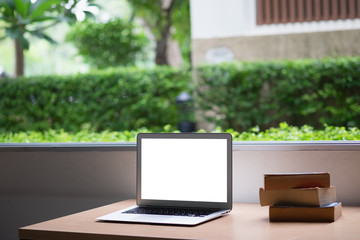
left=192, top=29, right=360, bottom=66
left=190, top=0, right=360, bottom=65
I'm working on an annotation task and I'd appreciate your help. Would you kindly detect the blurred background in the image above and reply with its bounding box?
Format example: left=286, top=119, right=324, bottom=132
left=1, top=0, right=360, bottom=141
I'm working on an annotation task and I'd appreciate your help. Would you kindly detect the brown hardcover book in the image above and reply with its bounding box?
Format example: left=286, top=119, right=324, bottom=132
left=259, top=186, right=337, bottom=207
left=264, top=172, right=330, bottom=190
left=269, top=202, right=342, bottom=222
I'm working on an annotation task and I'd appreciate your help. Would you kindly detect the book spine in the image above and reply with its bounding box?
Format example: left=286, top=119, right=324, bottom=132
left=264, top=173, right=330, bottom=190
left=269, top=202, right=342, bottom=222
left=259, top=187, right=336, bottom=207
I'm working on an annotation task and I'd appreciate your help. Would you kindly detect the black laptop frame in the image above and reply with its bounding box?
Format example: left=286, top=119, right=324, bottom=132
left=136, top=132, right=232, bottom=210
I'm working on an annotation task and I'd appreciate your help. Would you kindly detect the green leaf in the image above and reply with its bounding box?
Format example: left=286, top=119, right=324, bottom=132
left=61, top=14, right=77, bottom=24
left=29, top=30, right=57, bottom=44
left=29, top=0, right=61, bottom=20
left=5, top=27, right=21, bottom=39
left=17, top=35, right=30, bottom=50
left=14, top=0, right=30, bottom=18
left=83, top=10, right=95, bottom=19
left=30, top=16, right=59, bottom=23
left=5, top=27, right=28, bottom=49
left=2, top=0, right=16, bottom=8
left=0, top=1, right=15, bottom=17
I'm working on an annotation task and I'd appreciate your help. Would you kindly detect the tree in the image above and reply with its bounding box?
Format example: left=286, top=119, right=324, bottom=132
left=66, top=18, right=149, bottom=69
left=129, top=0, right=190, bottom=66
left=0, top=0, right=98, bottom=77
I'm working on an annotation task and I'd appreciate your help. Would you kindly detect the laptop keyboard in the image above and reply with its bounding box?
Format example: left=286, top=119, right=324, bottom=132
left=123, top=207, right=220, bottom=217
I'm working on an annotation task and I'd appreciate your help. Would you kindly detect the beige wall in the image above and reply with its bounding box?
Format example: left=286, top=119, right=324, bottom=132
left=192, top=29, right=360, bottom=66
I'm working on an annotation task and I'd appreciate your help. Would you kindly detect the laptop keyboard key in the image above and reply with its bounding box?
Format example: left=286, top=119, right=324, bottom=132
left=124, top=207, right=219, bottom=217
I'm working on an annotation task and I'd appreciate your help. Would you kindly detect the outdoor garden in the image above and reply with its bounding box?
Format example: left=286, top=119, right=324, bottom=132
left=1, top=0, right=360, bottom=142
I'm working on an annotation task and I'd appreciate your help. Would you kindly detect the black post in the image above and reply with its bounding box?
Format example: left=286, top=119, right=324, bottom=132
left=175, top=91, right=196, bottom=132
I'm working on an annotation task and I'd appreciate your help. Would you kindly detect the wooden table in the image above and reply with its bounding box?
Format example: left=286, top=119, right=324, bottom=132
left=19, top=199, right=360, bottom=240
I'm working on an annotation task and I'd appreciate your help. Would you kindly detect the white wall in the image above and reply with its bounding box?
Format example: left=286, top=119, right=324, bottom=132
left=190, top=0, right=246, bottom=38
left=190, top=0, right=360, bottom=39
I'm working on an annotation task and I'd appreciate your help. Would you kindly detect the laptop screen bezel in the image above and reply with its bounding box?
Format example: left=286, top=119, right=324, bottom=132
left=136, top=133, right=232, bottom=210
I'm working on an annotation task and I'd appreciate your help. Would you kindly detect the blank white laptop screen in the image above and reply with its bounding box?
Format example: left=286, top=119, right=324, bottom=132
left=141, top=138, right=227, bottom=203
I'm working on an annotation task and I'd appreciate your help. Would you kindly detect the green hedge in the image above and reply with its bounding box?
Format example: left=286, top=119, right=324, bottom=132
left=2, top=57, right=360, bottom=133
left=0, top=67, right=189, bottom=132
left=1, top=123, right=359, bottom=143
left=195, top=57, right=360, bottom=131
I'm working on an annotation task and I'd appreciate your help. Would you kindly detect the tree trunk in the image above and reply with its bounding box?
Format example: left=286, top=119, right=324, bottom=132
left=155, top=0, right=175, bottom=65
left=15, top=40, right=24, bottom=77
left=155, top=30, right=170, bottom=65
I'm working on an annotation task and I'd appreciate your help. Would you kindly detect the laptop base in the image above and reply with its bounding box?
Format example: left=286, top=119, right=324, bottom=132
left=96, top=205, right=229, bottom=226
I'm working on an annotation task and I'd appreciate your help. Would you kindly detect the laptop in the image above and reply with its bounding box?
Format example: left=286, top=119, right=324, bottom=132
left=96, top=132, right=232, bottom=226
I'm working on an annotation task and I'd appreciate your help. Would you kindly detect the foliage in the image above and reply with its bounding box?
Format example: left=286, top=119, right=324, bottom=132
left=0, top=66, right=190, bottom=132
left=1, top=123, right=359, bottom=143
left=66, top=18, right=149, bottom=68
left=0, top=0, right=98, bottom=76
left=226, top=122, right=360, bottom=141
left=0, top=0, right=98, bottom=49
left=195, top=57, right=360, bottom=131
left=129, top=0, right=191, bottom=65
left=170, top=0, right=191, bottom=64
left=2, top=56, right=359, bottom=134
left=0, top=0, right=60, bottom=49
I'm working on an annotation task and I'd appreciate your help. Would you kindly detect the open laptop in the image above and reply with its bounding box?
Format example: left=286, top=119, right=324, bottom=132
left=97, top=132, right=232, bottom=226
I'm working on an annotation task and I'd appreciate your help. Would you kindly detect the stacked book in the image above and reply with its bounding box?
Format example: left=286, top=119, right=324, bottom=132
left=259, top=172, right=342, bottom=222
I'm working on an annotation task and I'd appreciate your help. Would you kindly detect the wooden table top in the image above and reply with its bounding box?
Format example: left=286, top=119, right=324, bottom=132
left=19, top=199, right=360, bottom=240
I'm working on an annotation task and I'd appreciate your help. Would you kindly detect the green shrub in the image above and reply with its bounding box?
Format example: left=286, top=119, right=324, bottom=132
left=0, top=67, right=190, bottom=132
left=66, top=18, right=149, bottom=68
left=1, top=123, right=359, bottom=143
left=195, top=57, right=360, bottom=131
left=225, top=122, right=360, bottom=141
left=2, top=57, right=360, bottom=134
